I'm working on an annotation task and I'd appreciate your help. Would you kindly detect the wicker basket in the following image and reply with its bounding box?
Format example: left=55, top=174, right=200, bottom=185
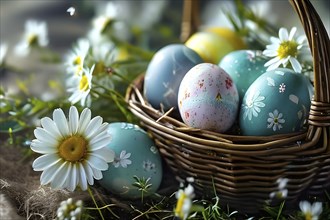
left=126, top=0, right=330, bottom=213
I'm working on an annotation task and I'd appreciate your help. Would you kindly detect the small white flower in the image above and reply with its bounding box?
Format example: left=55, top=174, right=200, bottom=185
left=270, top=178, right=289, bottom=199
left=67, top=65, right=94, bottom=107
left=299, top=201, right=323, bottom=220
left=0, top=42, right=8, bottom=65
left=174, top=184, right=195, bottom=220
left=242, top=89, right=266, bottom=120
left=279, top=83, right=286, bottom=93
left=14, top=19, right=48, bottom=56
left=56, top=198, right=83, bottom=220
left=67, top=7, right=75, bottom=16
left=30, top=106, right=114, bottom=191
left=267, top=109, right=285, bottom=131
left=65, top=38, right=90, bottom=77
left=113, top=150, right=132, bottom=168
left=263, top=27, right=308, bottom=73
left=93, top=2, right=118, bottom=34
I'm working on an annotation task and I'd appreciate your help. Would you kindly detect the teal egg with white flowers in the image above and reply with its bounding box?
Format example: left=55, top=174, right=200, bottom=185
left=239, top=68, right=312, bottom=136
left=219, top=50, right=268, bottom=102
left=99, top=122, right=163, bottom=199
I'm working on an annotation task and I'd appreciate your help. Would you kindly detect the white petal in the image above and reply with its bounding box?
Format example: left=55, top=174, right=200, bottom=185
left=51, top=162, right=70, bottom=189
left=299, top=201, right=311, bottom=213
left=270, top=37, right=280, bottom=44
left=263, top=50, right=277, bottom=57
left=40, top=163, right=61, bottom=185
left=83, top=163, right=94, bottom=185
left=279, top=28, right=289, bottom=41
left=34, top=128, right=58, bottom=146
left=69, top=106, right=79, bottom=134
left=32, top=154, right=61, bottom=171
left=265, top=56, right=281, bottom=67
left=78, top=163, right=88, bottom=190
left=87, top=123, right=109, bottom=140
left=53, top=108, right=70, bottom=137
left=89, top=136, right=112, bottom=151
left=78, top=108, right=92, bottom=133
left=30, top=139, right=57, bottom=154
left=87, top=155, right=109, bottom=170
left=85, top=116, right=102, bottom=139
left=91, top=167, right=103, bottom=180
left=69, top=92, right=82, bottom=105
left=67, top=164, right=78, bottom=191
left=40, top=117, right=62, bottom=138
left=289, top=57, right=302, bottom=73
left=311, top=202, right=323, bottom=216
left=90, top=148, right=115, bottom=163
left=289, top=27, right=297, bottom=40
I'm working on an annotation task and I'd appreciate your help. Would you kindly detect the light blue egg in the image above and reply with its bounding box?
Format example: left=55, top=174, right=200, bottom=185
left=239, top=68, right=311, bottom=136
left=99, top=122, right=163, bottom=199
left=144, top=44, right=203, bottom=112
left=219, top=50, right=268, bottom=102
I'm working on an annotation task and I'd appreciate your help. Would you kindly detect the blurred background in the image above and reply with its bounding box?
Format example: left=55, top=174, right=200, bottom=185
left=0, top=0, right=329, bottom=98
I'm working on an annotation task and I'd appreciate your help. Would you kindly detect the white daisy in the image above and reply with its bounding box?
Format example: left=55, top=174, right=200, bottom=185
left=67, top=65, right=94, bottom=107
left=267, top=109, right=285, bottom=131
left=56, top=198, right=83, bottom=220
left=263, top=27, right=308, bottom=73
left=65, top=38, right=90, bottom=77
left=30, top=106, right=114, bottom=191
left=242, top=89, right=266, bottom=120
left=113, top=150, right=132, bottom=168
left=174, top=184, right=195, bottom=220
left=14, top=19, right=48, bottom=56
left=0, top=42, right=8, bottom=65
left=299, top=201, right=323, bottom=220
left=93, top=2, right=118, bottom=34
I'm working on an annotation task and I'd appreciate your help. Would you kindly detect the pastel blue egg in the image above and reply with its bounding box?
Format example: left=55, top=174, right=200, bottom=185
left=99, top=122, right=163, bottom=199
left=239, top=68, right=311, bottom=136
left=219, top=50, right=268, bottom=102
left=144, top=44, right=203, bottom=112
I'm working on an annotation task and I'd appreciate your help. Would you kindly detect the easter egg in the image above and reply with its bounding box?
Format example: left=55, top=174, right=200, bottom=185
left=178, top=63, right=239, bottom=133
left=206, top=27, right=246, bottom=50
left=99, top=122, right=163, bottom=199
left=219, top=50, right=268, bottom=101
left=185, top=31, right=234, bottom=64
left=239, top=68, right=311, bottom=136
left=144, top=44, right=203, bottom=112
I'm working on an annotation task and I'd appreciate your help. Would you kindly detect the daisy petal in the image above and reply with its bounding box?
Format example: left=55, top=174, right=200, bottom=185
left=91, top=147, right=115, bottom=163
left=279, top=27, right=288, bottom=41
left=40, top=163, right=61, bottom=185
left=83, top=163, right=94, bottom=185
left=32, top=154, right=61, bottom=171
left=40, top=117, right=62, bottom=138
left=289, top=57, right=302, bottom=73
left=53, top=108, right=70, bottom=137
left=69, top=106, right=79, bottom=134
left=30, top=139, right=57, bottom=154
left=85, top=116, right=102, bottom=139
left=34, top=128, right=58, bottom=146
left=87, top=155, right=109, bottom=170
left=89, top=136, right=112, bottom=151
left=288, top=27, right=297, bottom=40
left=78, top=108, right=91, bottom=133
left=78, top=163, right=88, bottom=190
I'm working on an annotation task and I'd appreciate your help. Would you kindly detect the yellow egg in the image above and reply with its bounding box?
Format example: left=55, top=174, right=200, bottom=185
left=205, top=27, right=246, bottom=50
left=185, top=32, right=234, bottom=64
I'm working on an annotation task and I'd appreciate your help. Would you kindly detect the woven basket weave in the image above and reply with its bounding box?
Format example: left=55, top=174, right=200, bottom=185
left=126, top=0, right=330, bottom=213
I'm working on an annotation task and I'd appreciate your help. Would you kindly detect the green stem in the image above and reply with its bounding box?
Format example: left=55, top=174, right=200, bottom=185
left=87, top=187, right=105, bottom=220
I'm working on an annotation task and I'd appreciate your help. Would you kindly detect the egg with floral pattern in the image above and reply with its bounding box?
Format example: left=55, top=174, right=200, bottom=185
left=239, top=68, right=311, bottom=136
left=144, top=44, right=203, bottom=112
left=178, top=63, right=239, bottom=133
left=99, top=122, right=163, bottom=199
left=219, top=50, right=268, bottom=102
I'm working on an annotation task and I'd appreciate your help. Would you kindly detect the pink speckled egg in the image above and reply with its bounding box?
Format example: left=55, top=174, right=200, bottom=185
left=178, top=63, right=239, bottom=133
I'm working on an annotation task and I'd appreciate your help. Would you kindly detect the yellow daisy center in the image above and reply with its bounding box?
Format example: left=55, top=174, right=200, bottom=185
left=79, top=75, right=89, bottom=91
left=305, top=212, right=312, bottom=220
left=277, top=40, right=298, bottom=59
left=28, top=34, right=38, bottom=46
left=58, top=136, right=88, bottom=162
left=73, top=56, right=82, bottom=66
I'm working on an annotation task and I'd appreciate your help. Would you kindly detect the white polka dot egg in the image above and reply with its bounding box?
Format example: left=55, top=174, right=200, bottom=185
left=99, top=122, right=163, bottom=199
